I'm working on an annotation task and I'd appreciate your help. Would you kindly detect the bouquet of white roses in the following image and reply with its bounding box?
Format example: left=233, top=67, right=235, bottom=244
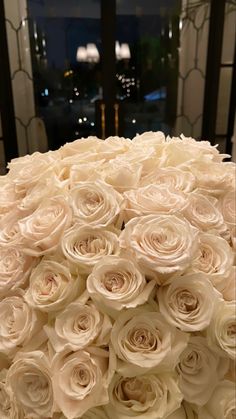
left=0, top=132, right=235, bottom=419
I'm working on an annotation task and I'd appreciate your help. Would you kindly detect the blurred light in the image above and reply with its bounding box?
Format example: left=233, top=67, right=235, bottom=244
left=179, top=18, right=183, bottom=31
left=69, top=99, right=73, bottom=103
left=87, top=43, right=100, bottom=63
left=116, top=41, right=121, bottom=60
left=91, top=122, right=95, bottom=126
left=75, top=131, right=79, bottom=135
left=83, top=117, right=87, bottom=122
left=76, top=46, right=87, bottom=62
left=78, top=118, right=83, bottom=124
left=64, top=70, right=73, bottom=77
left=120, top=43, right=131, bottom=60
left=44, top=88, right=49, bottom=96
left=169, top=23, right=172, bottom=39
left=75, top=92, right=79, bottom=96
left=74, top=87, right=77, bottom=91
left=132, top=119, right=136, bottom=124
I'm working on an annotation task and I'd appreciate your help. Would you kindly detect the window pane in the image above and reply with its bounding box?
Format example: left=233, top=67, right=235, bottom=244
left=27, top=0, right=101, bottom=150
left=116, top=0, right=210, bottom=139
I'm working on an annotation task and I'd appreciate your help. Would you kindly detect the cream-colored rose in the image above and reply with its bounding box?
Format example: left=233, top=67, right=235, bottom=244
left=198, top=380, right=236, bottom=419
left=19, top=196, right=72, bottom=256
left=158, top=273, right=220, bottom=332
left=176, top=336, right=229, bottom=406
left=59, top=136, right=101, bottom=158
left=0, top=369, right=24, bottom=419
left=70, top=180, right=123, bottom=227
left=81, top=407, right=110, bottom=419
left=62, top=225, right=120, bottom=273
left=53, top=407, right=110, bottom=419
left=24, top=257, right=84, bottom=312
left=97, top=136, right=132, bottom=160
left=166, top=402, right=198, bottom=419
left=115, top=145, right=159, bottom=178
left=218, top=189, right=236, bottom=249
left=181, top=160, right=235, bottom=196
left=222, top=267, right=236, bottom=302
left=218, top=190, right=236, bottom=226
left=0, top=294, right=46, bottom=358
left=52, top=347, right=114, bottom=419
left=181, top=192, right=229, bottom=239
left=132, top=131, right=165, bottom=147
left=207, top=300, right=236, bottom=360
left=0, top=246, right=35, bottom=299
left=188, top=232, right=234, bottom=292
left=97, top=160, right=142, bottom=193
left=0, top=209, right=24, bottom=248
left=0, top=179, right=22, bottom=220
left=165, top=135, right=229, bottom=164
left=87, top=256, right=156, bottom=314
left=8, top=150, right=61, bottom=194
left=45, top=298, right=112, bottom=352
left=106, top=372, right=182, bottom=419
left=140, top=166, right=196, bottom=192
left=18, top=177, right=68, bottom=212
left=111, top=307, right=188, bottom=376
left=119, top=214, right=198, bottom=283
left=123, top=184, right=186, bottom=220
left=6, top=351, right=54, bottom=418
left=69, top=160, right=105, bottom=186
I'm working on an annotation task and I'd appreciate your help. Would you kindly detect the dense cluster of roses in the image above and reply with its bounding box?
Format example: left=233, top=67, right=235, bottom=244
left=0, top=132, right=235, bottom=419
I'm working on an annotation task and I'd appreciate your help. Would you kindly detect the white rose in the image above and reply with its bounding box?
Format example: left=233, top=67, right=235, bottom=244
left=158, top=273, right=220, bottom=332
left=188, top=232, right=234, bottom=292
left=158, top=136, right=224, bottom=167
left=166, top=402, right=198, bottom=419
left=132, top=131, right=165, bottom=147
left=6, top=351, right=54, bottom=418
left=87, top=256, right=155, bottom=315
left=123, top=184, right=186, bottom=220
left=98, top=160, right=142, bottom=193
left=24, top=257, right=84, bottom=312
left=111, top=307, right=188, bottom=376
left=59, top=136, right=102, bottom=158
left=18, top=178, right=68, bottom=212
left=62, top=225, right=120, bottom=273
left=19, top=196, right=72, bottom=256
left=0, top=369, right=24, bottom=419
left=8, top=150, right=61, bottom=194
left=176, top=336, right=229, bottom=405
left=69, top=160, right=105, bottom=186
left=140, top=166, right=196, bottom=192
left=218, top=189, right=236, bottom=249
left=106, top=372, right=182, bottom=419
left=45, top=299, right=112, bottom=352
left=181, top=193, right=229, bottom=239
left=52, top=347, right=114, bottom=419
left=97, top=136, right=132, bottom=160
left=180, top=160, right=235, bottom=196
left=0, top=179, right=21, bottom=219
left=222, top=267, right=236, bottom=301
left=0, top=247, right=35, bottom=299
left=81, top=407, right=110, bottom=419
left=0, top=209, right=23, bottom=247
left=0, top=294, right=46, bottom=358
left=116, top=145, right=159, bottom=177
left=207, top=300, right=236, bottom=359
left=70, top=180, right=123, bottom=227
left=119, top=214, right=198, bottom=283
left=198, top=380, right=236, bottom=419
